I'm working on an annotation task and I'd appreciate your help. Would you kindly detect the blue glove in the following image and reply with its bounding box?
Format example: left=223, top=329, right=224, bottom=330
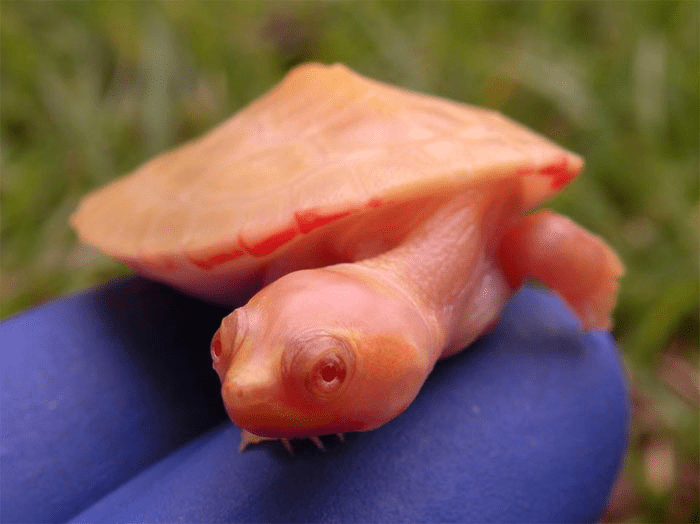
left=1, top=277, right=628, bottom=523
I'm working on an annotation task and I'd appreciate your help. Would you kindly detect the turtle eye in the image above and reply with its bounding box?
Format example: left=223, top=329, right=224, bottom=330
left=306, top=350, right=348, bottom=396
left=284, top=335, right=355, bottom=400
left=211, top=329, right=224, bottom=360
left=212, top=309, right=247, bottom=364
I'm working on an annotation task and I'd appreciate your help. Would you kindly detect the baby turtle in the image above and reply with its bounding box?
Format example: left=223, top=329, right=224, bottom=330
left=71, top=63, right=623, bottom=446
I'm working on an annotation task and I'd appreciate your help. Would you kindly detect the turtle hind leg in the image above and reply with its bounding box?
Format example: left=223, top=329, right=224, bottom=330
left=497, top=210, right=624, bottom=331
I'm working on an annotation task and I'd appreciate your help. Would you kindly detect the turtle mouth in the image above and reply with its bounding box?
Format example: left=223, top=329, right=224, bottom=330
left=230, top=410, right=367, bottom=439
left=223, top=384, right=369, bottom=438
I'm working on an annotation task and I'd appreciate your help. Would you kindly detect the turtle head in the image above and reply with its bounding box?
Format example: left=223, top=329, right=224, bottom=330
left=210, top=266, right=437, bottom=439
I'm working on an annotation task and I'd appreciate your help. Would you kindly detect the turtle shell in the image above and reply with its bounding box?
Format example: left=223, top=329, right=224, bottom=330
left=70, top=62, right=583, bottom=304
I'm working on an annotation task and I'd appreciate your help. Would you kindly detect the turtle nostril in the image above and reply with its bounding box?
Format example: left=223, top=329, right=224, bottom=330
left=232, top=382, right=247, bottom=401
left=225, top=374, right=264, bottom=404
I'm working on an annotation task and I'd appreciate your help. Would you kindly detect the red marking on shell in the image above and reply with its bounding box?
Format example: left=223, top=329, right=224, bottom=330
left=191, top=200, right=386, bottom=267
left=295, top=208, right=354, bottom=234
left=539, top=156, right=575, bottom=190
left=295, top=198, right=385, bottom=235
left=188, top=245, right=246, bottom=270
left=241, top=223, right=299, bottom=257
left=367, top=197, right=384, bottom=209
left=515, top=166, right=536, bottom=176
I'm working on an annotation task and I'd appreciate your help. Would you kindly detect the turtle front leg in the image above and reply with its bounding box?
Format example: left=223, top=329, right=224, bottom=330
left=498, top=210, right=624, bottom=331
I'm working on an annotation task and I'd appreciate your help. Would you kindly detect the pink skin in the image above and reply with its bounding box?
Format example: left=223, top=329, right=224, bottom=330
left=211, top=186, right=623, bottom=440
left=211, top=267, right=437, bottom=438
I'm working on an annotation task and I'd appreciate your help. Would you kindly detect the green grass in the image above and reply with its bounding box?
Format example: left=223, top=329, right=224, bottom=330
left=2, top=2, right=698, bottom=521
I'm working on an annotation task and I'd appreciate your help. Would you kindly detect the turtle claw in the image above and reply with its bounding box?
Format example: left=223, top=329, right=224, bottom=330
left=306, top=433, right=345, bottom=451
left=238, top=431, right=296, bottom=454
left=238, top=430, right=346, bottom=453
left=238, top=430, right=269, bottom=452
left=280, top=438, right=294, bottom=455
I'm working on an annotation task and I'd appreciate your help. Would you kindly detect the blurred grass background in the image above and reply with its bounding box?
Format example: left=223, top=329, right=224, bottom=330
left=1, top=2, right=698, bottom=521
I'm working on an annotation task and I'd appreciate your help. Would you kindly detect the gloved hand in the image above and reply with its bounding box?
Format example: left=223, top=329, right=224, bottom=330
left=1, top=277, right=628, bottom=523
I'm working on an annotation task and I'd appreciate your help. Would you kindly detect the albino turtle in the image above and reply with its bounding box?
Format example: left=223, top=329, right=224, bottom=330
left=71, top=63, right=623, bottom=448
